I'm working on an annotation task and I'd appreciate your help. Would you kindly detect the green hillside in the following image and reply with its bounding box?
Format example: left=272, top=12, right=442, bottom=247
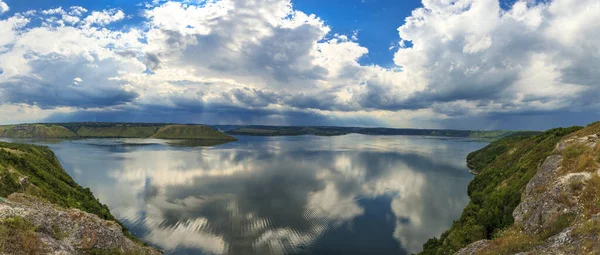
left=76, top=125, right=159, bottom=138
left=0, top=141, right=135, bottom=234
left=0, top=125, right=77, bottom=139
left=420, top=126, right=583, bottom=254
left=0, top=123, right=235, bottom=141
left=151, top=124, right=237, bottom=140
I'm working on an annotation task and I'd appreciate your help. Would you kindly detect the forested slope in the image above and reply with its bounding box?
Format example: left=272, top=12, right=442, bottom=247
left=420, top=126, right=584, bottom=254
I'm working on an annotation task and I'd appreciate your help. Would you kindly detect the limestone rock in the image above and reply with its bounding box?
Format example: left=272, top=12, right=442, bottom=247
left=454, top=240, right=491, bottom=255
left=456, top=132, right=600, bottom=255
left=513, top=155, right=583, bottom=235
left=0, top=193, right=160, bottom=255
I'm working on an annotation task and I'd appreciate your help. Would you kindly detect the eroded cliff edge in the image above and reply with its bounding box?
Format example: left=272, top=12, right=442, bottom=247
left=421, top=122, right=600, bottom=255
left=0, top=141, right=160, bottom=254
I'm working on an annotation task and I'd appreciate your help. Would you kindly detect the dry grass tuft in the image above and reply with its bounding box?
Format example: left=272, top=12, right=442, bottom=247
left=540, top=213, right=576, bottom=240
left=561, top=144, right=598, bottom=174
left=0, top=216, right=47, bottom=255
left=563, top=144, right=592, bottom=159
left=1, top=148, right=24, bottom=155
left=573, top=218, right=600, bottom=237
left=595, top=143, right=600, bottom=164
left=477, top=227, right=542, bottom=255
left=581, top=175, right=600, bottom=216
left=568, top=122, right=600, bottom=137
left=7, top=193, right=39, bottom=205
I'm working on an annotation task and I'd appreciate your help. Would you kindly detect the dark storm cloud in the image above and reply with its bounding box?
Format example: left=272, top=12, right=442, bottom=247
left=439, top=109, right=600, bottom=131
left=225, top=88, right=280, bottom=107
left=355, top=85, right=426, bottom=111
left=0, top=54, right=139, bottom=108
left=283, top=93, right=350, bottom=111
left=0, top=76, right=138, bottom=108
left=44, top=102, right=382, bottom=127
left=221, top=88, right=354, bottom=112
left=560, top=60, right=600, bottom=87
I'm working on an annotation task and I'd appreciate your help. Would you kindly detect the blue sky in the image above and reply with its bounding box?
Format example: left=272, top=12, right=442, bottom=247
left=293, top=0, right=422, bottom=67
left=4, top=0, right=422, bottom=67
left=0, top=0, right=599, bottom=130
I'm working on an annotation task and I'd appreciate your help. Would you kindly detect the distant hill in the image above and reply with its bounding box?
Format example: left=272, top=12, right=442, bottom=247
left=151, top=124, right=235, bottom=140
left=0, top=124, right=76, bottom=139
left=0, top=122, right=532, bottom=141
left=0, top=123, right=237, bottom=141
left=223, top=125, right=530, bottom=140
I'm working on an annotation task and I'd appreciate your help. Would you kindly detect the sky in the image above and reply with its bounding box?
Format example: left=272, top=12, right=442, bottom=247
left=0, top=0, right=598, bottom=130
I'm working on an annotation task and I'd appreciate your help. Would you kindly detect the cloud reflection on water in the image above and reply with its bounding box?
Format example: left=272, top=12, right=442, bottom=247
left=45, top=135, right=485, bottom=254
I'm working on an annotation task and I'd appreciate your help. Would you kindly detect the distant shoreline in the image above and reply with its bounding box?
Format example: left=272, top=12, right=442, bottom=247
left=0, top=123, right=237, bottom=141
left=221, top=125, right=540, bottom=140
left=0, top=122, right=541, bottom=141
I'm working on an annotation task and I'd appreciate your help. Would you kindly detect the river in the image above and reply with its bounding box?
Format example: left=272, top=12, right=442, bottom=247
left=2, top=134, right=487, bottom=254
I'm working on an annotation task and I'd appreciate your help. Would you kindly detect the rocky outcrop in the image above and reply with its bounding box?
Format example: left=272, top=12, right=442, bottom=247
left=528, top=215, right=600, bottom=254
left=512, top=154, right=583, bottom=235
left=0, top=193, right=160, bottom=255
left=455, top=131, right=600, bottom=255
left=454, top=240, right=491, bottom=255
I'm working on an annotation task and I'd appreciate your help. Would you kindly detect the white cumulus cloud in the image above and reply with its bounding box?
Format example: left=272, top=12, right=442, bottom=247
left=0, top=1, right=8, bottom=14
left=0, top=0, right=598, bottom=129
left=83, top=9, right=126, bottom=27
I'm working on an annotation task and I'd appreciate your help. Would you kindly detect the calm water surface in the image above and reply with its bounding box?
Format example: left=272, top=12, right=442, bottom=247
left=4, top=135, right=487, bottom=254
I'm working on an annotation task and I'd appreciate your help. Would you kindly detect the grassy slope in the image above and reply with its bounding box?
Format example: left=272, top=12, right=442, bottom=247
left=0, top=141, right=139, bottom=243
left=420, top=126, right=582, bottom=255
left=467, top=130, right=539, bottom=139
left=465, top=132, right=544, bottom=172
left=151, top=125, right=237, bottom=140
left=567, top=121, right=600, bottom=137
left=0, top=123, right=235, bottom=140
left=76, top=125, right=159, bottom=138
left=0, top=125, right=77, bottom=139
left=0, top=216, right=45, bottom=254
left=460, top=121, right=600, bottom=255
